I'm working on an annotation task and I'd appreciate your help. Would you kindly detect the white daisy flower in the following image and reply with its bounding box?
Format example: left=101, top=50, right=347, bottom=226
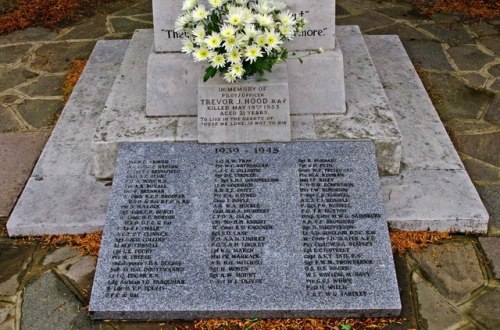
left=279, top=24, right=294, bottom=40
left=255, top=34, right=267, bottom=47
left=255, top=14, right=273, bottom=27
left=224, top=36, right=238, bottom=51
left=230, top=63, right=245, bottom=78
left=208, top=0, right=225, bottom=9
left=210, top=54, right=226, bottom=68
left=192, top=5, right=209, bottom=22
left=265, top=30, right=283, bottom=49
left=220, top=24, right=236, bottom=38
left=205, top=32, right=222, bottom=49
left=174, top=13, right=192, bottom=32
left=182, top=0, right=198, bottom=11
left=227, top=49, right=242, bottom=63
left=244, top=44, right=263, bottom=63
left=193, top=47, right=211, bottom=62
left=181, top=38, right=195, bottom=54
left=278, top=11, right=295, bottom=26
left=226, top=7, right=244, bottom=26
left=192, top=25, right=206, bottom=42
left=244, top=24, right=258, bottom=38
left=224, top=71, right=237, bottom=83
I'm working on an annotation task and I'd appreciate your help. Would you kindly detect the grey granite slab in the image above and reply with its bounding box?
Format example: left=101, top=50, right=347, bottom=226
left=145, top=47, right=346, bottom=116
left=94, top=27, right=401, bottom=179
left=152, top=0, right=336, bottom=53
left=90, top=141, right=400, bottom=319
left=198, top=64, right=291, bottom=143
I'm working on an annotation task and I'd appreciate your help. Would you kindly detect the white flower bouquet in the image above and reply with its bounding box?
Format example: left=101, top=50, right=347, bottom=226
left=176, top=0, right=307, bottom=83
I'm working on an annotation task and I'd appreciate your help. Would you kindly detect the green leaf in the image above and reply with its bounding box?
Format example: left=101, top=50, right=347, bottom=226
left=203, top=66, right=217, bottom=82
left=340, top=323, right=353, bottom=330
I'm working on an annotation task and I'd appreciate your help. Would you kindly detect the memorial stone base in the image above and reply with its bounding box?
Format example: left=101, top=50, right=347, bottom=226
left=7, top=27, right=488, bottom=236
left=92, top=27, right=402, bottom=179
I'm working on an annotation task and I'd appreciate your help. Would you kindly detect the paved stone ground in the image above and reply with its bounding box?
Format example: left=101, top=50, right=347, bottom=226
left=0, top=0, right=499, bottom=329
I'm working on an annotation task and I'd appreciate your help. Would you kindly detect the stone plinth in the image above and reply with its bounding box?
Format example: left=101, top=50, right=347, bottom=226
left=146, top=47, right=346, bottom=117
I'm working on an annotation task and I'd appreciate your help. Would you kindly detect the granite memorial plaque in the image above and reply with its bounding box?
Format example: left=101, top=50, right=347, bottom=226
left=198, top=64, right=291, bottom=143
left=152, top=0, right=336, bottom=53
left=90, top=141, right=401, bottom=319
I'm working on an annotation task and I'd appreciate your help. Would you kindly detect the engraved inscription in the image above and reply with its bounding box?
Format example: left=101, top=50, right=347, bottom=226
left=298, top=158, right=378, bottom=298
left=199, top=86, right=288, bottom=129
left=209, top=148, right=278, bottom=285
left=105, top=159, right=188, bottom=299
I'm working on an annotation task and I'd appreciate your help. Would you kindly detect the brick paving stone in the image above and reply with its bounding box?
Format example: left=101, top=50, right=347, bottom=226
left=18, top=75, right=65, bottom=97
left=409, top=240, right=485, bottom=304
left=30, top=41, right=96, bottom=73
left=0, top=28, right=57, bottom=46
left=336, top=0, right=394, bottom=14
left=110, top=17, right=153, bottom=33
left=20, top=271, right=92, bottom=330
left=60, top=15, right=109, bottom=40
left=111, top=0, right=152, bottom=16
left=481, top=37, right=500, bottom=55
left=420, top=23, right=474, bottom=44
left=0, top=44, right=32, bottom=64
left=16, top=99, right=64, bottom=128
left=469, top=22, right=499, bottom=37
left=477, top=184, right=500, bottom=232
left=467, top=288, right=500, bottom=329
left=0, top=68, right=38, bottom=93
left=0, top=240, right=37, bottom=296
left=490, top=78, right=500, bottom=91
left=401, top=40, right=453, bottom=70
left=336, top=4, right=349, bottom=16
left=94, top=321, right=191, bottom=330
left=479, top=237, right=500, bottom=279
left=420, top=72, right=494, bottom=121
left=448, top=45, right=496, bottom=71
left=462, top=157, right=499, bottom=182
left=0, top=301, right=15, bottom=327
left=462, top=72, right=488, bottom=89
left=484, top=95, right=500, bottom=125
left=0, top=131, right=50, bottom=216
left=0, top=95, right=20, bottom=104
left=43, top=246, right=80, bottom=266
left=367, top=23, right=432, bottom=40
left=376, top=4, right=428, bottom=21
left=490, top=64, right=500, bottom=77
left=384, top=254, right=418, bottom=330
left=57, top=255, right=96, bottom=302
left=0, top=106, right=21, bottom=133
left=336, top=12, right=393, bottom=31
left=93, top=0, right=143, bottom=15
left=453, top=132, right=500, bottom=167
left=413, top=272, right=470, bottom=330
